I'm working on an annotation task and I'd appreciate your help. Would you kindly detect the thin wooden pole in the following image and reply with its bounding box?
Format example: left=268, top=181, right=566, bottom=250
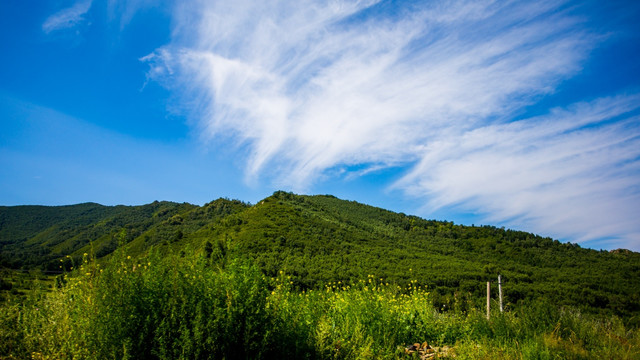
left=486, top=281, right=491, bottom=320
left=498, top=275, right=503, bottom=313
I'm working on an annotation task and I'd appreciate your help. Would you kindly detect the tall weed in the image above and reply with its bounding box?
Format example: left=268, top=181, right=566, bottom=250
left=1, top=251, right=638, bottom=359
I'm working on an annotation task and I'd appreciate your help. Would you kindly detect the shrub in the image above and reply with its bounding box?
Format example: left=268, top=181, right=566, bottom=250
left=1, top=252, right=638, bottom=360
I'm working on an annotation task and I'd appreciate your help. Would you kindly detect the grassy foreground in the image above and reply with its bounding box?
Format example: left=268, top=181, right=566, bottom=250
left=1, top=250, right=638, bottom=360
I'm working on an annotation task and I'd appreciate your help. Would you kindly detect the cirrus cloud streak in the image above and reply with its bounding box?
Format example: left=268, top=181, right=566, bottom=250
left=397, top=95, right=640, bottom=249
left=42, top=0, right=93, bottom=34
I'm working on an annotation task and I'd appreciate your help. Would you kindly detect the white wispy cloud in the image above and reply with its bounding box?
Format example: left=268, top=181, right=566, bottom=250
left=147, top=0, right=590, bottom=176
left=42, top=0, right=93, bottom=34
left=396, top=95, right=640, bottom=249
left=143, top=0, right=639, bottom=248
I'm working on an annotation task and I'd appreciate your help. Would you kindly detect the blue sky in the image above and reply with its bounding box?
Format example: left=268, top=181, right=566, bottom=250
left=1, top=0, right=639, bottom=251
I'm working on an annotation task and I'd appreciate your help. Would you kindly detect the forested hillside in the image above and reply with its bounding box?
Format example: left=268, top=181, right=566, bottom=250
left=0, top=201, right=199, bottom=269
left=1, top=191, right=639, bottom=323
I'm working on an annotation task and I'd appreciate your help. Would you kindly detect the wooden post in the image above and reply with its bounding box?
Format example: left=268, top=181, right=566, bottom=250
left=498, top=275, right=503, bottom=313
left=486, top=281, right=491, bottom=320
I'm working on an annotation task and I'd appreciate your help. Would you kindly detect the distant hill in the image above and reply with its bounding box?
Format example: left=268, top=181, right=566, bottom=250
left=1, top=191, right=639, bottom=322
left=0, top=201, right=199, bottom=269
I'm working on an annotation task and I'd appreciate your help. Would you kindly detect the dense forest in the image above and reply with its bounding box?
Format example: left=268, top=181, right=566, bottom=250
left=2, top=191, right=639, bottom=324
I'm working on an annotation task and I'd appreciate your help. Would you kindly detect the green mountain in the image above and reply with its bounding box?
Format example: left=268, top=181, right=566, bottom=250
left=1, top=191, right=639, bottom=322
left=0, top=201, right=199, bottom=269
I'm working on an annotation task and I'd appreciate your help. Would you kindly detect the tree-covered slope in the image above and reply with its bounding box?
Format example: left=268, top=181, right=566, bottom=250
left=1, top=191, right=639, bottom=323
left=0, top=201, right=198, bottom=269
left=190, top=191, right=640, bottom=322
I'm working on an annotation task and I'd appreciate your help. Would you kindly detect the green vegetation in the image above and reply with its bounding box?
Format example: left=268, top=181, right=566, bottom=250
left=1, top=250, right=638, bottom=359
left=1, top=191, right=639, bottom=358
left=0, top=269, right=54, bottom=303
left=0, top=201, right=199, bottom=270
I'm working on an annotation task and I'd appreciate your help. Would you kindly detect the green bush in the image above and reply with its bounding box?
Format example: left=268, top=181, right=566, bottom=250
left=1, top=250, right=274, bottom=359
left=1, top=251, right=638, bottom=360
